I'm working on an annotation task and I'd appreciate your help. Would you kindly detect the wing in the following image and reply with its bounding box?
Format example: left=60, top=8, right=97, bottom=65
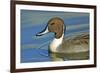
left=56, top=33, right=89, bottom=60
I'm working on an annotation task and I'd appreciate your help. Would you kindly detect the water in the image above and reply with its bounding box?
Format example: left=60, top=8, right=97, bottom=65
left=21, top=10, right=89, bottom=63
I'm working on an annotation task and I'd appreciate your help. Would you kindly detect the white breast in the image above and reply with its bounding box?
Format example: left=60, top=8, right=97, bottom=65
left=49, top=34, right=64, bottom=52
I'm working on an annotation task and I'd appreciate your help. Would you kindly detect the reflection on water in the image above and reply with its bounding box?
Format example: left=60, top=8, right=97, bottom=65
left=50, top=52, right=89, bottom=61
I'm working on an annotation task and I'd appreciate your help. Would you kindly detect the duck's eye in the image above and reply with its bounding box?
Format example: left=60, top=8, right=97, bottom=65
left=51, top=23, right=55, bottom=25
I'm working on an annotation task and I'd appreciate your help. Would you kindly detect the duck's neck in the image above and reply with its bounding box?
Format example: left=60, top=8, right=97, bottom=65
left=50, top=34, right=64, bottom=52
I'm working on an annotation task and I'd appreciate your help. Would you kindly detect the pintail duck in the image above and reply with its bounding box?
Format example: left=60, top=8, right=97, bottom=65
left=36, top=17, right=89, bottom=61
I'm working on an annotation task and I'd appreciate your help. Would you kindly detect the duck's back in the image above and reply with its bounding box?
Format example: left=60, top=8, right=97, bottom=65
left=55, top=34, right=89, bottom=60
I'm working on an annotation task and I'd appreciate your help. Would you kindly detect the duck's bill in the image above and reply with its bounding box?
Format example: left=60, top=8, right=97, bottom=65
left=36, top=27, right=49, bottom=36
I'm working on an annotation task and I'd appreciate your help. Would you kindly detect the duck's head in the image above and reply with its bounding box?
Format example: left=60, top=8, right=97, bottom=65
left=36, top=17, right=65, bottom=39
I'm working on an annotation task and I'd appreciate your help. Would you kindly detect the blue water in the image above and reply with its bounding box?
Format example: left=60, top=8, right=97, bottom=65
left=21, top=10, right=89, bottom=63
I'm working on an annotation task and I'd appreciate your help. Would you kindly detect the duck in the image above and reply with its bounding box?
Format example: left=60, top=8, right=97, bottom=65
left=36, top=17, right=89, bottom=61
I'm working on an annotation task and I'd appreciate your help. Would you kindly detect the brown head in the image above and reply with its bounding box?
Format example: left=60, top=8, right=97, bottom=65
left=36, top=17, right=64, bottom=39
